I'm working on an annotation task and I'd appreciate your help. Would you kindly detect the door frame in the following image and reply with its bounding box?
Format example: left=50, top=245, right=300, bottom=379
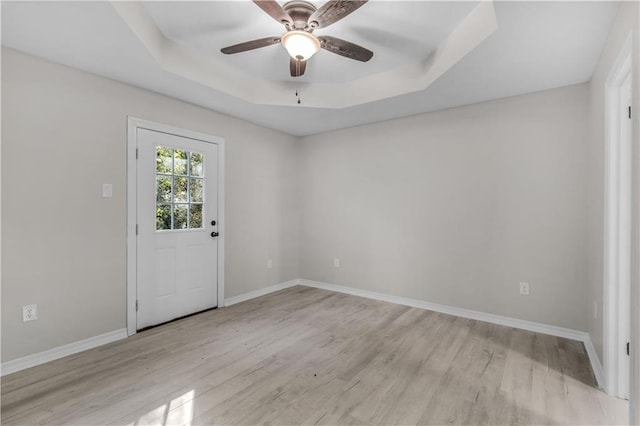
left=126, top=117, right=225, bottom=336
left=603, top=34, right=632, bottom=398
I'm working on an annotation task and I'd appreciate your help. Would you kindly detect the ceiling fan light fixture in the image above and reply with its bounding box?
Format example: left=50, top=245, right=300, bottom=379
left=281, top=30, right=320, bottom=61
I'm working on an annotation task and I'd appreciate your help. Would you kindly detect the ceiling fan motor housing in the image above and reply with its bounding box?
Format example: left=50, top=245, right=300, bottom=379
left=283, top=1, right=318, bottom=30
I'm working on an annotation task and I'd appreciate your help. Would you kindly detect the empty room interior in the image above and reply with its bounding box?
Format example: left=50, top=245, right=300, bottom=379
left=1, top=0, right=640, bottom=425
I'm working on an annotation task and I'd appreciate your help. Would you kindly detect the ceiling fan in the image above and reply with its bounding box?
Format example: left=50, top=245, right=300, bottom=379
left=221, top=0, right=373, bottom=77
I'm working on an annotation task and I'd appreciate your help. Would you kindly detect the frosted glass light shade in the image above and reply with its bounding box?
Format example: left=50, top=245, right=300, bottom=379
left=281, top=31, right=320, bottom=61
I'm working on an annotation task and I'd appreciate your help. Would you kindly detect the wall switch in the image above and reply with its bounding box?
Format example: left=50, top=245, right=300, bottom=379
left=102, top=183, right=113, bottom=198
left=23, top=304, right=37, bottom=322
left=519, top=282, right=530, bottom=296
left=334, top=258, right=340, bottom=268
left=267, top=259, right=273, bottom=269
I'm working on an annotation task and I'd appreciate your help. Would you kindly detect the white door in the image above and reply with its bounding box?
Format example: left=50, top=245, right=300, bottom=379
left=137, top=128, right=219, bottom=330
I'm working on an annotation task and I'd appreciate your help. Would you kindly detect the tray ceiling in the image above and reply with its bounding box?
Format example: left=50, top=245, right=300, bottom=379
left=1, top=1, right=619, bottom=135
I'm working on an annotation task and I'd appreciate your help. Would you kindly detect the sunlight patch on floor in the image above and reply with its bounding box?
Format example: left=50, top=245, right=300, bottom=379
left=127, top=390, right=195, bottom=426
left=166, top=390, right=195, bottom=425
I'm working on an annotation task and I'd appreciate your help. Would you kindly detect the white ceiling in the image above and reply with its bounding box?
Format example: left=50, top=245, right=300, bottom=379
left=1, top=1, right=619, bottom=136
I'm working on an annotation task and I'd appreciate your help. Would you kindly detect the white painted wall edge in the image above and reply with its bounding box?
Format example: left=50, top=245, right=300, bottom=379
left=299, top=279, right=605, bottom=388
left=0, top=328, right=128, bottom=377
left=224, top=279, right=299, bottom=306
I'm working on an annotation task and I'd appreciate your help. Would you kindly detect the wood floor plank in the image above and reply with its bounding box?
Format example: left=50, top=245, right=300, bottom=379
left=1, top=286, right=628, bottom=425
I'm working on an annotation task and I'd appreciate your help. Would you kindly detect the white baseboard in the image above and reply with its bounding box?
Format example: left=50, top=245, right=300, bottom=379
left=1, top=279, right=298, bottom=377
left=1, top=328, right=128, bottom=377
left=300, top=279, right=603, bottom=387
left=582, top=335, right=604, bottom=388
left=1, top=280, right=605, bottom=390
left=224, top=279, right=299, bottom=306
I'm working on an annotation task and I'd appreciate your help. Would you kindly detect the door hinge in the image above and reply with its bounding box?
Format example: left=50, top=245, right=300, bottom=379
left=629, top=106, right=631, bottom=119
left=136, top=148, right=139, bottom=159
left=136, top=224, right=139, bottom=235
left=627, top=342, right=630, bottom=356
left=136, top=300, right=138, bottom=312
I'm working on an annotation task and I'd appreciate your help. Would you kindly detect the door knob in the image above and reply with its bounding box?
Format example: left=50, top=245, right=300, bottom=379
left=211, top=231, right=219, bottom=238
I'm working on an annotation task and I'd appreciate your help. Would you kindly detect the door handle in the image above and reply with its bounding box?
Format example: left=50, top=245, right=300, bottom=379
left=211, top=232, right=219, bottom=238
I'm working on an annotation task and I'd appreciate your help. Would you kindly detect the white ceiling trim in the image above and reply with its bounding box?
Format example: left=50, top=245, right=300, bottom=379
left=111, top=1, right=497, bottom=109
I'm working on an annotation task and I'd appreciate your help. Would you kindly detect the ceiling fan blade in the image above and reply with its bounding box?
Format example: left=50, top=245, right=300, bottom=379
left=221, top=36, right=281, bottom=54
left=253, top=0, right=293, bottom=26
left=318, top=36, right=373, bottom=62
left=290, top=58, right=307, bottom=77
left=308, top=0, right=368, bottom=29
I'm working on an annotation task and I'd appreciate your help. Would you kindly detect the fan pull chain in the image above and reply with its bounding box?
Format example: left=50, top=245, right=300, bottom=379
left=296, top=88, right=301, bottom=105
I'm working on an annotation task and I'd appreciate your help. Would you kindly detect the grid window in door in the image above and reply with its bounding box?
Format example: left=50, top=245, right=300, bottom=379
left=155, top=146, right=204, bottom=230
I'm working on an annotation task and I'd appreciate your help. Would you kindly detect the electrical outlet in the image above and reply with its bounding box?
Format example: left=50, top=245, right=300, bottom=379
left=334, top=258, right=340, bottom=268
left=23, top=304, right=37, bottom=322
left=519, top=282, right=530, bottom=296
left=267, top=259, right=273, bottom=269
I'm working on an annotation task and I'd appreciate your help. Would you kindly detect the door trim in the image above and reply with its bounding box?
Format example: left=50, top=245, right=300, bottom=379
left=603, top=33, right=632, bottom=398
left=126, top=117, right=225, bottom=336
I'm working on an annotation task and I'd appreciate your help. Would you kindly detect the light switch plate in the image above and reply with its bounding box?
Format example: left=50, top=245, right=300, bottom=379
left=102, top=183, right=113, bottom=198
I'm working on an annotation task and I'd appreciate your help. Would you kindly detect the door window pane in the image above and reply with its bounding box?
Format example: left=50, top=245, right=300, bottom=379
left=190, top=152, right=203, bottom=177
left=156, top=175, right=172, bottom=203
left=190, top=178, right=203, bottom=203
left=156, top=205, right=172, bottom=230
left=190, top=204, right=203, bottom=228
left=156, top=147, right=172, bottom=173
left=174, top=149, right=188, bottom=175
left=174, top=204, right=188, bottom=229
left=155, top=146, right=206, bottom=230
left=174, top=177, right=188, bottom=203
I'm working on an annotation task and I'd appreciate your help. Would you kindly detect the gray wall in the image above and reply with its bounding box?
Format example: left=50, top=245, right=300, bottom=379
left=298, top=84, right=590, bottom=331
left=1, top=48, right=300, bottom=362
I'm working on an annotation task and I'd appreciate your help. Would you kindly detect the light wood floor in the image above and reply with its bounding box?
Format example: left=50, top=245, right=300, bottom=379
left=1, top=286, right=629, bottom=425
